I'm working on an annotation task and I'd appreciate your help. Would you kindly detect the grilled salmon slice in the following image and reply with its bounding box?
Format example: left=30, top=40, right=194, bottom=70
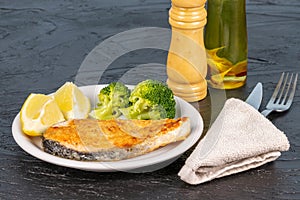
left=42, top=117, right=191, bottom=161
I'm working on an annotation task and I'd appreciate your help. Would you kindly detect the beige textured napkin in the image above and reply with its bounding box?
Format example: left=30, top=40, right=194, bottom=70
left=178, top=98, right=290, bottom=185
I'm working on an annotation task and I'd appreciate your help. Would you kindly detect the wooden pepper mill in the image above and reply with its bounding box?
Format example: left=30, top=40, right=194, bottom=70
left=167, top=0, right=207, bottom=102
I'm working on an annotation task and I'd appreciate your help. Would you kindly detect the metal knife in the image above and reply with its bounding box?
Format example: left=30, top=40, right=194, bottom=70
left=245, top=82, right=263, bottom=110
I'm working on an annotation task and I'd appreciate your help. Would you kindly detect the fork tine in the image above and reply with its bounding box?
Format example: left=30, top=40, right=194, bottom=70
left=270, top=72, right=285, bottom=103
left=262, top=72, right=297, bottom=117
left=281, top=73, right=293, bottom=104
left=276, top=72, right=289, bottom=103
left=286, top=73, right=298, bottom=107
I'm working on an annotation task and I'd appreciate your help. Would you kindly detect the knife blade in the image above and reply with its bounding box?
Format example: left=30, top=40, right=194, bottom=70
left=245, top=82, right=263, bottom=110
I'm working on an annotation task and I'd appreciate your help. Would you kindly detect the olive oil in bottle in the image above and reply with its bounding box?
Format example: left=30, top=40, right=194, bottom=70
left=205, top=0, right=248, bottom=89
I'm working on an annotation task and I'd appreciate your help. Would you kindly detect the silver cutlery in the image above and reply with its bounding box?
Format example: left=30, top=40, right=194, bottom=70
left=245, top=82, right=263, bottom=110
left=261, top=72, right=298, bottom=117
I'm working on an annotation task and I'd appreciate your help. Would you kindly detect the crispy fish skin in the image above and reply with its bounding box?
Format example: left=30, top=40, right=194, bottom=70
left=42, top=117, right=191, bottom=161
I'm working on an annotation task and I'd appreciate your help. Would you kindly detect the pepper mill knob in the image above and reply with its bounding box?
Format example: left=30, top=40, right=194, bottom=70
left=167, top=0, right=207, bottom=102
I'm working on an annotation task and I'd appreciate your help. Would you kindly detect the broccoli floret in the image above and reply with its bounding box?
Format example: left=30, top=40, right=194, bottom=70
left=120, top=79, right=176, bottom=120
left=91, top=82, right=131, bottom=119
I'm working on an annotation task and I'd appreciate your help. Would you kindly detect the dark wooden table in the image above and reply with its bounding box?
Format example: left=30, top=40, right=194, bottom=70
left=1, top=0, right=299, bottom=199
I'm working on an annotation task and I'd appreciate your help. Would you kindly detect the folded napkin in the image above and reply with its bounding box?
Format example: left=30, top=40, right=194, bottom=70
left=178, top=98, right=290, bottom=185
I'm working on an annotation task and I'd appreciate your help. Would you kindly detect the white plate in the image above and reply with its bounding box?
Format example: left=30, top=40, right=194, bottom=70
left=12, top=85, right=203, bottom=172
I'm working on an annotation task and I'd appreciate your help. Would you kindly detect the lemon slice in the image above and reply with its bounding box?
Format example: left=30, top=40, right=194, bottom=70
left=20, top=94, right=65, bottom=136
left=54, top=82, right=91, bottom=120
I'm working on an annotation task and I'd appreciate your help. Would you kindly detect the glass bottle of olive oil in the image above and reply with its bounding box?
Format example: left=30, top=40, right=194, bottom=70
left=205, top=0, right=248, bottom=89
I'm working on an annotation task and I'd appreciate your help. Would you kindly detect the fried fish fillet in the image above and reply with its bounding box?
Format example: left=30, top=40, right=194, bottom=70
left=42, top=117, right=191, bottom=161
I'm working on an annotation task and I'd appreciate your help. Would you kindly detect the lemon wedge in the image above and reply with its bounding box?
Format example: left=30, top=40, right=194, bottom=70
left=54, top=82, right=91, bottom=120
left=20, top=94, right=65, bottom=136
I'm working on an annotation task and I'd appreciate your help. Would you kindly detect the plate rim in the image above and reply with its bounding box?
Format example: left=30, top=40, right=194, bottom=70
left=11, top=84, right=204, bottom=172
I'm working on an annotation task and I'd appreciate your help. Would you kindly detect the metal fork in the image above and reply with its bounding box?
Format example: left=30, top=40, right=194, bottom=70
left=261, top=72, right=298, bottom=117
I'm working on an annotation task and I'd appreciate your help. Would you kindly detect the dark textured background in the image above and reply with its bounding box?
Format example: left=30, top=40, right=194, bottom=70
left=1, top=0, right=299, bottom=199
